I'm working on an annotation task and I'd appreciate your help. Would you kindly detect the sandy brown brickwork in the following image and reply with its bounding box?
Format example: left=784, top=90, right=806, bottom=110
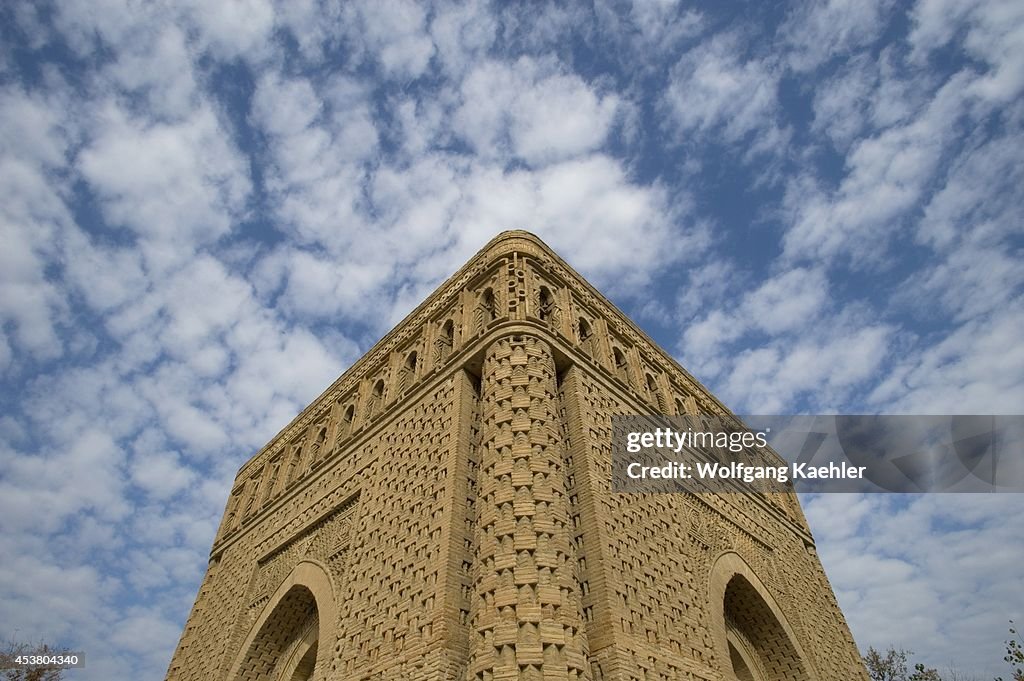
left=464, top=335, right=588, bottom=681
left=166, top=231, right=869, bottom=681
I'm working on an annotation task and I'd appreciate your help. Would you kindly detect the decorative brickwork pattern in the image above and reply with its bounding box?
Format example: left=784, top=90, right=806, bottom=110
left=465, top=336, right=589, bottom=681
left=167, top=232, right=869, bottom=681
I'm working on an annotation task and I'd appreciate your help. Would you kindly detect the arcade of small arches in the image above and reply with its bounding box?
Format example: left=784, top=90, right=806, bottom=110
left=220, top=268, right=713, bottom=545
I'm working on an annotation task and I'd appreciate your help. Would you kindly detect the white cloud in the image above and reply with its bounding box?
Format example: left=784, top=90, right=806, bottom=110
left=628, top=0, right=703, bottom=55
left=393, top=95, right=448, bottom=157
left=783, top=71, right=971, bottom=265
left=0, top=87, right=69, bottom=167
left=497, top=3, right=590, bottom=55
left=106, top=24, right=198, bottom=118
left=0, top=332, right=11, bottom=371
left=724, top=322, right=890, bottom=412
left=179, top=0, right=275, bottom=61
left=806, top=494, right=1024, bottom=675
left=449, top=155, right=702, bottom=293
left=910, top=0, right=1024, bottom=106
left=430, top=0, right=498, bottom=78
left=812, top=59, right=876, bottom=148
left=51, top=0, right=157, bottom=58
left=916, top=130, right=1024, bottom=252
left=110, top=612, right=183, bottom=659
left=589, top=0, right=704, bottom=76
left=130, top=450, right=196, bottom=500
left=0, top=427, right=129, bottom=534
left=62, top=231, right=149, bottom=313
left=681, top=267, right=828, bottom=363
left=0, top=552, right=111, bottom=636
left=743, top=267, right=829, bottom=335
left=274, top=0, right=344, bottom=62
left=257, top=146, right=699, bottom=329
left=52, top=0, right=274, bottom=68
left=78, top=102, right=251, bottom=255
left=781, top=0, right=897, bottom=72
left=868, top=303, right=1024, bottom=414
left=341, top=0, right=436, bottom=79
left=9, top=2, right=50, bottom=52
left=679, top=264, right=894, bottom=412
left=143, top=376, right=230, bottom=456
left=251, top=71, right=377, bottom=247
left=455, top=57, right=621, bottom=165
left=676, top=259, right=735, bottom=320
left=907, top=0, right=976, bottom=60
left=160, top=257, right=253, bottom=358
left=812, top=51, right=923, bottom=150
left=680, top=309, right=744, bottom=378
left=252, top=73, right=322, bottom=137
left=662, top=31, right=786, bottom=154
left=260, top=248, right=391, bottom=321
left=901, top=241, right=1023, bottom=324
left=0, top=88, right=73, bottom=364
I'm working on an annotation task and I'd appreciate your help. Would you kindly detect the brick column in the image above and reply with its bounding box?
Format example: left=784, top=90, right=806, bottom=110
left=466, top=335, right=589, bottom=681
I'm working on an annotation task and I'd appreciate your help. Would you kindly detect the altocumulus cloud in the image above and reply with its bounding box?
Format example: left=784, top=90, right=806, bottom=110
left=0, top=0, right=1021, bottom=678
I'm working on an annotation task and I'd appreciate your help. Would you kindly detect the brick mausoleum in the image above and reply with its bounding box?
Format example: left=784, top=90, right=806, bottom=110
left=166, top=231, right=869, bottom=681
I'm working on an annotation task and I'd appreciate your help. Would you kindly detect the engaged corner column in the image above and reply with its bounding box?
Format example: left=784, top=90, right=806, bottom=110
left=466, top=334, right=589, bottom=681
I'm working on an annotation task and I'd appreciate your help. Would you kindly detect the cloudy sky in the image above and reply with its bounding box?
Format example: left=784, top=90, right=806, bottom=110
left=0, top=0, right=1021, bottom=678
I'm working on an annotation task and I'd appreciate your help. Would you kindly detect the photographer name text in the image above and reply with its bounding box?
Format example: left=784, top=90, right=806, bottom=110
left=624, top=460, right=867, bottom=483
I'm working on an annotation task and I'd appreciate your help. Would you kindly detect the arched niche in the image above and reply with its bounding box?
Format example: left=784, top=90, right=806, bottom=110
left=709, top=552, right=816, bottom=681
left=611, top=346, right=630, bottom=383
left=399, top=350, right=418, bottom=393
left=435, top=318, right=455, bottom=364
left=227, top=560, right=337, bottom=681
left=537, top=285, right=558, bottom=328
left=367, top=378, right=385, bottom=418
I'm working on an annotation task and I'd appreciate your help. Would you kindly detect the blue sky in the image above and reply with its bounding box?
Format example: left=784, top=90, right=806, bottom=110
left=0, top=0, right=1021, bottom=678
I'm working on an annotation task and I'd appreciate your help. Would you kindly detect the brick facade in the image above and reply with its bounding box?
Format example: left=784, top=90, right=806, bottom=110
left=166, top=231, right=869, bottom=681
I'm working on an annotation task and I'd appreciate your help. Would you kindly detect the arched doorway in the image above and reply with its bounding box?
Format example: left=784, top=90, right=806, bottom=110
left=227, top=561, right=337, bottom=681
left=710, top=553, right=815, bottom=681
left=234, top=585, right=318, bottom=680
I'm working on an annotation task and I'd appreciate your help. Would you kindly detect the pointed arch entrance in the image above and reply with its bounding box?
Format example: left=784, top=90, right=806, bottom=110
left=709, top=552, right=817, bottom=681
left=228, top=560, right=337, bottom=681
